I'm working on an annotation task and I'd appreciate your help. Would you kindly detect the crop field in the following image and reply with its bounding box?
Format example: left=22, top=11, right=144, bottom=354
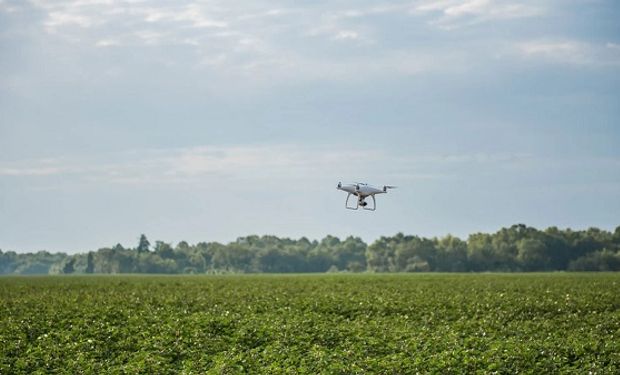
left=1, top=274, right=619, bottom=374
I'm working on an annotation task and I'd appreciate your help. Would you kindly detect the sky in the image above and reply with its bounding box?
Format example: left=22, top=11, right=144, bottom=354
left=1, top=0, right=619, bottom=253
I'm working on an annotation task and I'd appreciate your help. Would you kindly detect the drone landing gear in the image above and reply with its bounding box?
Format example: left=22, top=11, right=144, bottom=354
left=364, top=195, right=376, bottom=211
left=345, top=193, right=358, bottom=210
left=345, top=193, right=376, bottom=211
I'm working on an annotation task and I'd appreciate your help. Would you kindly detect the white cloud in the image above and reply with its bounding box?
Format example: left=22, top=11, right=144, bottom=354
left=28, top=0, right=403, bottom=80
left=0, top=166, right=69, bottom=176
left=134, top=29, right=166, bottom=45
left=220, top=50, right=450, bottom=84
left=520, top=41, right=572, bottom=54
left=36, top=1, right=228, bottom=36
left=45, top=11, right=97, bottom=30
left=0, top=156, right=87, bottom=176
left=0, top=145, right=384, bottom=187
left=142, top=4, right=227, bottom=29
left=0, top=0, right=23, bottom=13
left=516, top=40, right=620, bottom=66
left=95, top=38, right=119, bottom=47
left=0, top=145, right=543, bottom=190
left=12, top=0, right=615, bottom=87
left=412, top=0, right=543, bottom=29
left=332, top=30, right=359, bottom=41
left=303, top=11, right=373, bottom=43
left=237, top=8, right=288, bottom=21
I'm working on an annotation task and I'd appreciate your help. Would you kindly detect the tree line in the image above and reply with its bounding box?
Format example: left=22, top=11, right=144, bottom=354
left=1, top=224, right=619, bottom=275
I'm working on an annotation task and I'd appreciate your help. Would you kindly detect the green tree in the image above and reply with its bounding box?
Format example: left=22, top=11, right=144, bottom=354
left=517, top=238, right=549, bottom=271
left=334, top=236, right=367, bottom=271
left=541, top=227, right=572, bottom=270
left=467, top=233, right=495, bottom=271
left=154, top=241, right=174, bottom=259
left=137, top=234, right=150, bottom=253
left=568, top=249, right=620, bottom=271
left=85, top=252, right=95, bottom=274
left=435, top=235, right=468, bottom=272
left=613, top=226, right=620, bottom=246
left=394, top=235, right=436, bottom=272
left=366, top=236, right=396, bottom=272
left=62, top=258, right=76, bottom=274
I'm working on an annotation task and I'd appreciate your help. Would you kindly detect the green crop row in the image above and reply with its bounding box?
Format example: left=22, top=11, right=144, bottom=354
left=1, top=273, right=619, bottom=373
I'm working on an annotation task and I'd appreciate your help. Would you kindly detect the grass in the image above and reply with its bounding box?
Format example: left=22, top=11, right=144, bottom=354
left=1, top=273, right=619, bottom=373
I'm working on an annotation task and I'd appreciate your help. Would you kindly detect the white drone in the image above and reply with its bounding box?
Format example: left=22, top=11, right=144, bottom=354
left=337, top=182, right=396, bottom=211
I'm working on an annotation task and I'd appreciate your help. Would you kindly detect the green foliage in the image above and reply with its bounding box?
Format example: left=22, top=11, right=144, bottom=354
left=62, top=258, right=76, bottom=274
left=1, top=225, right=620, bottom=275
left=0, top=250, right=66, bottom=275
left=568, top=249, right=620, bottom=271
left=137, top=234, right=150, bottom=253
left=517, top=238, right=549, bottom=271
left=85, top=252, right=95, bottom=274
left=0, top=274, right=618, bottom=373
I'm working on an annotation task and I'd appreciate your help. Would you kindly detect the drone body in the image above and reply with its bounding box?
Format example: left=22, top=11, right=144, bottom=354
left=336, top=182, right=396, bottom=211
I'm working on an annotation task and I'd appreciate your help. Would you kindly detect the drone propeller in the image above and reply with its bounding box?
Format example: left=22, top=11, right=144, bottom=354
left=337, top=182, right=342, bottom=189
left=383, top=185, right=397, bottom=192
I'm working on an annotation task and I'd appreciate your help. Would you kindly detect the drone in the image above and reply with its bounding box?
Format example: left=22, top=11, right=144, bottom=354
left=337, top=182, right=396, bottom=211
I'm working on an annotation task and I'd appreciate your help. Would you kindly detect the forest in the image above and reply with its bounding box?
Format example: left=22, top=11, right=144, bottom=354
left=1, top=224, right=619, bottom=275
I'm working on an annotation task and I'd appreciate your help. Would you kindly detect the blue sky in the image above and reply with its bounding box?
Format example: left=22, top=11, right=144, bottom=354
left=1, top=0, right=619, bottom=253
